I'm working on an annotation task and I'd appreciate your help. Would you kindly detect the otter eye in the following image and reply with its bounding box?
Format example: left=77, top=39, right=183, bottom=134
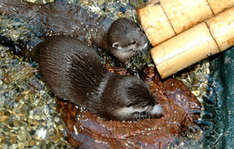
left=130, top=40, right=136, bottom=45
left=127, top=103, right=134, bottom=107
left=112, top=42, right=120, bottom=48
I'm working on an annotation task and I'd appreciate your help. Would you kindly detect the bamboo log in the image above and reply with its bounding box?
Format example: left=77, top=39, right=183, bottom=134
left=137, top=2, right=175, bottom=46
left=137, top=0, right=234, bottom=45
left=207, top=0, right=234, bottom=14
left=137, top=0, right=214, bottom=45
left=206, top=7, right=234, bottom=51
left=160, top=0, right=213, bottom=33
left=138, top=1, right=234, bottom=78
left=151, top=23, right=219, bottom=79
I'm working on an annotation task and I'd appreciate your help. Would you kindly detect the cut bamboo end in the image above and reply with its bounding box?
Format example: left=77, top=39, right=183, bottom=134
left=207, top=0, right=234, bottom=14
left=151, top=23, right=219, bottom=79
left=206, top=7, right=234, bottom=51
left=160, top=0, right=213, bottom=34
left=137, top=2, right=175, bottom=46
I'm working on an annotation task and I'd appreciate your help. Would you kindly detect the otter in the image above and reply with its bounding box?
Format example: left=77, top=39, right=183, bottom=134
left=0, top=1, right=156, bottom=120
left=96, top=17, right=149, bottom=63
left=34, top=36, right=162, bottom=121
left=0, top=0, right=149, bottom=62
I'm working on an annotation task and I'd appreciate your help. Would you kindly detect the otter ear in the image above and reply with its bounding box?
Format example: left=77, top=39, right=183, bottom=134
left=112, top=42, right=120, bottom=49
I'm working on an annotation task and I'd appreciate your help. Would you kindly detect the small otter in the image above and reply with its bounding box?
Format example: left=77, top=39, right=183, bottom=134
left=104, top=18, right=149, bottom=62
left=34, top=36, right=162, bottom=121
left=0, top=0, right=149, bottom=62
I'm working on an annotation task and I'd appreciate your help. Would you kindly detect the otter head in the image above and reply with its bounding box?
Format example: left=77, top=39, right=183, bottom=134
left=107, top=18, right=149, bottom=62
left=104, top=76, right=163, bottom=121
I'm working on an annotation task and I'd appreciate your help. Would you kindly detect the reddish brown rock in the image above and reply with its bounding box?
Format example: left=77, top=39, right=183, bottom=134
left=56, top=67, right=201, bottom=148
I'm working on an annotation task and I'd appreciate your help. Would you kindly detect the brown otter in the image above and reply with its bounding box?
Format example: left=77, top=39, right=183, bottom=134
left=34, top=36, right=162, bottom=121
left=0, top=0, right=149, bottom=62
left=106, top=18, right=149, bottom=62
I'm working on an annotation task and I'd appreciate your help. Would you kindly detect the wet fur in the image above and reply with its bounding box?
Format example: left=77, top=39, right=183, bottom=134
left=0, top=1, right=158, bottom=120
left=0, top=0, right=149, bottom=62
left=35, top=36, right=162, bottom=121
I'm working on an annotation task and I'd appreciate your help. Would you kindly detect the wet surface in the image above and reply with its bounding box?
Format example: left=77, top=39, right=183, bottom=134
left=0, top=45, right=72, bottom=148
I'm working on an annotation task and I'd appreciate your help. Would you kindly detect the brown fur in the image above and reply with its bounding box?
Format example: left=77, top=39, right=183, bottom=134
left=35, top=36, right=161, bottom=121
left=0, top=0, right=149, bottom=62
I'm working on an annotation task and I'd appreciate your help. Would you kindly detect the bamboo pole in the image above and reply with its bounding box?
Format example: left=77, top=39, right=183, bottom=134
left=138, top=1, right=234, bottom=78
left=137, top=0, right=234, bottom=45
left=206, top=7, right=234, bottom=51
left=160, top=0, right=213, bottom=33
left=151, top=23, right=219, bottom=79
left=207, top=0, right=234, bottom=14
left=137, top=2, right=175, bottom=46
